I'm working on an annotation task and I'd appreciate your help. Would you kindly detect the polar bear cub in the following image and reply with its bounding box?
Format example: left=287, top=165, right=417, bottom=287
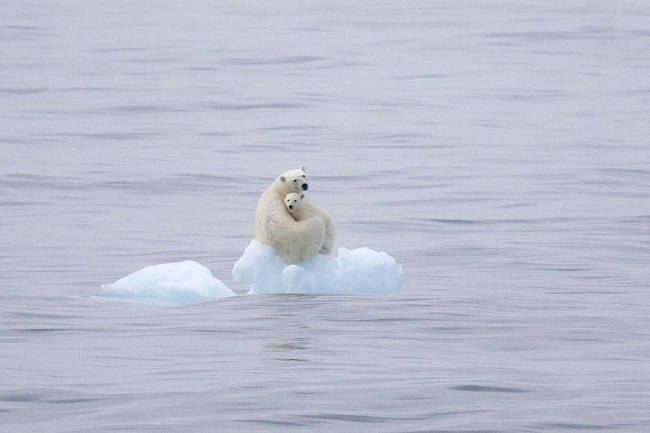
left=284, top=192, right=336, bottom=255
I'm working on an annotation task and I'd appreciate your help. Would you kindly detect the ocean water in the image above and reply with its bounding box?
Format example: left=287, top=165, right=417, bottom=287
left=2, top=1, right=650, bottom=431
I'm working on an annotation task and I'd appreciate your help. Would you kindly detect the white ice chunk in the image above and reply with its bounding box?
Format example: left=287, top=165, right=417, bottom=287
left=97, top=261, right=235, bottom=305
left=232, top=240, right=402, bottom=295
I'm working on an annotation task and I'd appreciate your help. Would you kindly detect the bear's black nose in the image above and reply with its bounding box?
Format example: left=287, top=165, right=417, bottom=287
left=289, top=205, right=293, bottom=209
left=302, top=184, right=308, bottom=191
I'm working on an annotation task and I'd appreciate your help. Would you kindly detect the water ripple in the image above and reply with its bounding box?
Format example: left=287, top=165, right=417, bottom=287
left=449, top=385, right=531, bottom=393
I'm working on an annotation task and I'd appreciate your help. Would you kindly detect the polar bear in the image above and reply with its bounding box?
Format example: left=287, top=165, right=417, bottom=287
left=255, top=167, right=325, bottom=264
left=284, top=192, right=336, bottom=255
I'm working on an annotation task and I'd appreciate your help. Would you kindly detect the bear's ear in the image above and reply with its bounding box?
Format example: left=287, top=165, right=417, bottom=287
left=301, top=166, right=306, bottom=173
left=279, top=176, right=286, bottom=182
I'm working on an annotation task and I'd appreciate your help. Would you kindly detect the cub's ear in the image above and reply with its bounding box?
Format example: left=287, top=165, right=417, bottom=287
left=300, top=193, right=305, bottom=199
left=301, top=166, right=306, bottom=173
left=279, top=176, right=286, bottom=182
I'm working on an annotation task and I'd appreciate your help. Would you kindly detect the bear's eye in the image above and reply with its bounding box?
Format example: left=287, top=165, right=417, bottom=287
left=293, top=179, right=297, bottom=182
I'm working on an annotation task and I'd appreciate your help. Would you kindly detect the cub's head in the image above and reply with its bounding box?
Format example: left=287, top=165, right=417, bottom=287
left=278, top=166, right=308, bottom=193
left=284, top=193, right=305, bottom=212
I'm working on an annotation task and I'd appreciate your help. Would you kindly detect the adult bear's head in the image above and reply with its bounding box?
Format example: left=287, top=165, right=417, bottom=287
left=278, top=167, right=308, bottom=193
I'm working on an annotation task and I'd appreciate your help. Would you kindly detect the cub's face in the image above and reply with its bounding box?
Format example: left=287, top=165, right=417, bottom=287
left=279, top=167, right=308, bottom=193
left=284, top=193, right=305, bottom=211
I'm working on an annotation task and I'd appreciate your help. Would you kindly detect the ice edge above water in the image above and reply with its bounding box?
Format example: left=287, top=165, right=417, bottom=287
left=96, top=260, right=236, bottom=305
left=233, top=240, right=403, bottom=295
left=97, top=241, right=402, bottom=304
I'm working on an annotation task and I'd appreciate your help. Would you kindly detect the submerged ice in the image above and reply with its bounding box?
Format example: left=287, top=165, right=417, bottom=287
left=97, top=261, right=236, bottom=305
left=232, top=240, right=403, bottom=295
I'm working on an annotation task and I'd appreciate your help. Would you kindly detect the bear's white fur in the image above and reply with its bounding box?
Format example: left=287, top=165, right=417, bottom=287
left=284, top=192, right=336, bottom=255
left=255, top=167, right=325, bottom=264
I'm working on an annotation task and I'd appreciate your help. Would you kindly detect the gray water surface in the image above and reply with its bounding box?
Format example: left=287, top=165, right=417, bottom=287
left=2, top=1, right=650, bottom=432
